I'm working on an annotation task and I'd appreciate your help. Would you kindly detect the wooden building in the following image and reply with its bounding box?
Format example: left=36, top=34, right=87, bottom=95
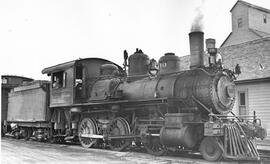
left=220, top=0, right=270, bottom=141
left=221, top=0, right=270, bottom=47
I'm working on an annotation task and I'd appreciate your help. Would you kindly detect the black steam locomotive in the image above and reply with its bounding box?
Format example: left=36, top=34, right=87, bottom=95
left=2, top=31, right=266, bottom=161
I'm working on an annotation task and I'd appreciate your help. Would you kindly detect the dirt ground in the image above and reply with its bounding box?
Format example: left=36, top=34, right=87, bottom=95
left=0, top=137, right=266, bottom=164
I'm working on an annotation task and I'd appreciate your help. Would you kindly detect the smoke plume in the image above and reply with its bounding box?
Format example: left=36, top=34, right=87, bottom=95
left=191, top=0, right=205, bottom=32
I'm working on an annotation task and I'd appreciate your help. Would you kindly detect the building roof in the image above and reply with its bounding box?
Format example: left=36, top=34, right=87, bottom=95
left=230, top=0, right=270, bottom=13
left=249, top=28, right=270, bottom=37
left=235, top=76, right=270, bottom=84
left=221, top=29, right=270, bottom=47
left=220, top=32, right=232, bottom=47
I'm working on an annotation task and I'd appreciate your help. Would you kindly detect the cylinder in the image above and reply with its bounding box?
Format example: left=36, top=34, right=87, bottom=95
left=189, top=31, right=204, bottom=69
left=160, top=125, right=198, bottom=148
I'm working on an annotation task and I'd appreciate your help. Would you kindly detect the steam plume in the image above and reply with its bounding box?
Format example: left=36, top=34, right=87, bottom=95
left=191, top=0, right=205, bottom=32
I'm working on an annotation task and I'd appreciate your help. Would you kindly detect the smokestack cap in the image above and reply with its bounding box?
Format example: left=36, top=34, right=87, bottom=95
left=189, top=31, right=204, bottom=35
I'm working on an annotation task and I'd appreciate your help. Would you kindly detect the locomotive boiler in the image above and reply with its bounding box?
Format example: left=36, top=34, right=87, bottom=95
left=3, top=31, right=267, bottom=162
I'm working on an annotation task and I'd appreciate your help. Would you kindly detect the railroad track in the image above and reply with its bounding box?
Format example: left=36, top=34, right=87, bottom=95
left=3, top=136, right=270, bottom=163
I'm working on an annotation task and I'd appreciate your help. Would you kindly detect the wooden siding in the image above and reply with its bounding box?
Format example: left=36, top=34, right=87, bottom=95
left=232, top=81, right=270, bottom=139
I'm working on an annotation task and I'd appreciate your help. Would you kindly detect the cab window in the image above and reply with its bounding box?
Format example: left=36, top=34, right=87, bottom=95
left=52, top=71, right=66, bottom=89
left=75, top=66, right=83, bottom=98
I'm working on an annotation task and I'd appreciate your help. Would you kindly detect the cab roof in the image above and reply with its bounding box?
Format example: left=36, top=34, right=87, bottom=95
left=42, top=58, right=122, bottom=75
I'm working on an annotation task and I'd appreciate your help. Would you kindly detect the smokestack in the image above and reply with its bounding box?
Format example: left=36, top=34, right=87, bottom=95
left=189, top=31, right=204, bottom=69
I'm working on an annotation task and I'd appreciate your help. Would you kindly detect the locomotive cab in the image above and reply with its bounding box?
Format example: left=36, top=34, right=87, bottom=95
left=42, top=58, right=123, bottom=107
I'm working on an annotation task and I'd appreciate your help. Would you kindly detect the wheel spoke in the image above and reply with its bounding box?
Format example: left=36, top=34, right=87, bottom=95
left=78, top=118, right=98, bottom=148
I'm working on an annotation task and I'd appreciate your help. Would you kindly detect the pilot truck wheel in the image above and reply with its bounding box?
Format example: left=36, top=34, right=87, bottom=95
left=143, top=136, right=167, bottom=156
left=199, top=137, right=222, bottom=161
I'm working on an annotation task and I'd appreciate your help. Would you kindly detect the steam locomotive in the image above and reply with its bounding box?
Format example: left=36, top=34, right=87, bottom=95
left=3, top=31, right=267, bottom=161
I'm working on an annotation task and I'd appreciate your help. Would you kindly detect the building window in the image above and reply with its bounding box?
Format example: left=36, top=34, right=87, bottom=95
left=239, top=92, right=246, bottom=105
left=75, top=66, right=83, bottom=98
left=263, top=14, right=267, bottom=23
left=238, top=91, right=248, bottom=116
left=237, top=18, right=243, bottom=28
left=52, top=71, right=66, bottom=89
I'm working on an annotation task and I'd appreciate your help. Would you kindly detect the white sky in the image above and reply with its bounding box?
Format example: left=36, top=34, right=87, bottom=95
left=1, top=0, right=270, bottom=80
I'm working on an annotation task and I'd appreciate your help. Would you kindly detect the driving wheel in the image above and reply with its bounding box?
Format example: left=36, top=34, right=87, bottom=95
left=108, top=117, right=131, bottom=151
left=78, top=117, right=98, bottom=148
